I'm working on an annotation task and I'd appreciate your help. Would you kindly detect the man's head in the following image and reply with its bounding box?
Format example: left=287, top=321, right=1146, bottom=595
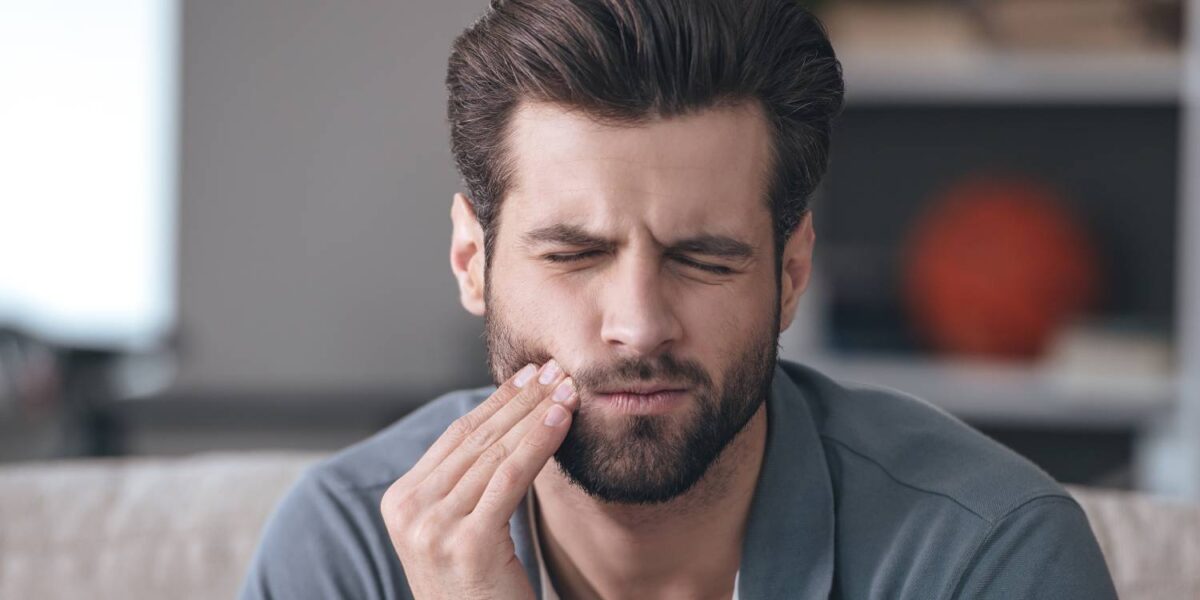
left=446, top=0, right=843, bottom=505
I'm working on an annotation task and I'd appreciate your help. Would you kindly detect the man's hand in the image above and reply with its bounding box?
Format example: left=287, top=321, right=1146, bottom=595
left=380, top=360, right=578, bottom=600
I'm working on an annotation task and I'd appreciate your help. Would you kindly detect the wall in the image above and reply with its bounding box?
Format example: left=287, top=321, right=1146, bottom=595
left=176, top=0, right=492, bottom=394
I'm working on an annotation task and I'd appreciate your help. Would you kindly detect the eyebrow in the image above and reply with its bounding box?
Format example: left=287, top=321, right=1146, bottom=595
left=521, top=223, right=755, bottom=260
left=670, top=234, right=756, bottom=260
left=522, top=224, right=613, bottom=249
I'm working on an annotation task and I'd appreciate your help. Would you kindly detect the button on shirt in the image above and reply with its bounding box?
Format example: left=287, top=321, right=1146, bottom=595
left=239, top=359, right=1118, bottom=599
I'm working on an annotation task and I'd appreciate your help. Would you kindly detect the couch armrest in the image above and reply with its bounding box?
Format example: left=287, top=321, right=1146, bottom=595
left=1065, top=483, right=1200, bottom=600
left=0, top=451, right=327, bottom=600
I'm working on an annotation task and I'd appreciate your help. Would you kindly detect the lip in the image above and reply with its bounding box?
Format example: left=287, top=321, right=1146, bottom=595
left=595, top=383, right=689, bottom=395
left=592, top=388, right=689, bottom=415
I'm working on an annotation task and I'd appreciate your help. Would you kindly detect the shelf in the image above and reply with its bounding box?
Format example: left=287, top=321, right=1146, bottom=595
left=800, top=353, right=1176, bottom=429
left=840, top=50, right=1182, bottom=105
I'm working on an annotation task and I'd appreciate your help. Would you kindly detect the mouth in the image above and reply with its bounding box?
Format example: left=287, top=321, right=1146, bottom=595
left=596, top=384, right=688, bottom=395
left=591, top=384, right=690, bottom=415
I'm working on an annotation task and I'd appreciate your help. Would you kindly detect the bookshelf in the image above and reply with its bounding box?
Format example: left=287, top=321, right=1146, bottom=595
left=781, top=2, right=1199, bottom=497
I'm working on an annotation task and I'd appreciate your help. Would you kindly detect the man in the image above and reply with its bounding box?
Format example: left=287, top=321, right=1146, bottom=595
left=240, top=0, right=1118, bottom=598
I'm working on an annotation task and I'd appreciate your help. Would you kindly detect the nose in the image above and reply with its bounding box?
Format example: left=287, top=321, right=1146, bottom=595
left=599, top=255, right=683, bottom=357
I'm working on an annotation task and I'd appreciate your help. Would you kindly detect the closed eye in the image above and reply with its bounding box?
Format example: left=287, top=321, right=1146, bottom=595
left=543, top=251, right=605, bottom=263
left=543, top=251, right=734, bottom=275
left=672, top=256, right=734, bottom=275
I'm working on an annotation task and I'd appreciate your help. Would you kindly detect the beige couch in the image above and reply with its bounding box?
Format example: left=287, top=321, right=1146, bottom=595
left=2, top=452, right=1198, bottom=599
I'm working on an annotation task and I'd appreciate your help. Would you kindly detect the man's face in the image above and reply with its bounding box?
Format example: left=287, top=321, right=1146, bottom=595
left=482, top=101, right=783, bottom=505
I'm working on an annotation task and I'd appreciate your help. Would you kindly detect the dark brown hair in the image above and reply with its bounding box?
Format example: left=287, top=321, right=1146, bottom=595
left=446, top=0, right=844, bottom=268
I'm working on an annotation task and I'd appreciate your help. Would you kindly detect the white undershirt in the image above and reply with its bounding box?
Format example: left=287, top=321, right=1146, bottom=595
left=524, top=488, right=741, bottom=600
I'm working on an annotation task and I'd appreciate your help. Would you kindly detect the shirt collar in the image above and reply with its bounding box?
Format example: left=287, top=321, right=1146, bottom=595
left=509, top=361, right=836, bottom=599
left=526, top=485, right=743, bottom=600
left=736, top=361, right=836, bottom=599
left=525, top=486, right=561, bottom=600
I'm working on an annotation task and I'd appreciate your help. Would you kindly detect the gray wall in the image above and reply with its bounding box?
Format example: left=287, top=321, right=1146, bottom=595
left=176, top=0, right=492, bottom=394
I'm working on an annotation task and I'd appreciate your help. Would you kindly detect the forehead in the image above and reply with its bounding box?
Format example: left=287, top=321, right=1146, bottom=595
left=499, top=100, right=774, bottom=240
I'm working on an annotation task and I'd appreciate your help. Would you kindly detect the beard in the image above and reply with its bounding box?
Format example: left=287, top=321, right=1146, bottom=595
left=484, top=285, right=780, bottom=506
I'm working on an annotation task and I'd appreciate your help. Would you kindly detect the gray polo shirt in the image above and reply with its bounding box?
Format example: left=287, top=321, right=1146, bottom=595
left=238, top=359, right=1117, bottom=599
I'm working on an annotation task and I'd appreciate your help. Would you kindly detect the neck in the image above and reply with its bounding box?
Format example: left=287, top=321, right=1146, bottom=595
left=531, top=401, right=768, bottom=600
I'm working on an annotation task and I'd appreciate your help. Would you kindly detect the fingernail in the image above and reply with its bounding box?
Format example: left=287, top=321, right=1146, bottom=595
left=553, top=378, right=574, bottom=403
left=514, top=364, right=536, bottom=388
left=538, top=359, right=559, bottom=385
left=544, top=404, right=568, bottom=426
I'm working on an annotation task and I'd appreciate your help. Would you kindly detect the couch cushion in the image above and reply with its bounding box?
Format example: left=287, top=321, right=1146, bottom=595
left=0, top=452, right=324, bottom=600
left=2, top=453, right=1198, bottom=599
left=1066, top=483, right=1200, bottom=600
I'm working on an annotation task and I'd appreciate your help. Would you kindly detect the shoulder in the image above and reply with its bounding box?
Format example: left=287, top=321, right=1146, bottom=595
left=776, top=360, right=1115, bottom=598
left=779, top=359, right=1071, bottom=523
left=238, top=385, right=493, bottom=600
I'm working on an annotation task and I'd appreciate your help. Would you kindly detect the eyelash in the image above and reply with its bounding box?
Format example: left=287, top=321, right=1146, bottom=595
left=544, top=252, right=733, bottom=275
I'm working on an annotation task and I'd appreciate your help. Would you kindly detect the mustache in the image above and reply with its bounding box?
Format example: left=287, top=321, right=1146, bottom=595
left=485, top=307, right=711, bottom=392
left=565, top=353, right=713, bottom=394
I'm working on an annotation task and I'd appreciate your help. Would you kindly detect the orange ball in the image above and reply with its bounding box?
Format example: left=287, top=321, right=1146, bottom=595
left=903, top=175, right=1102, bottom=359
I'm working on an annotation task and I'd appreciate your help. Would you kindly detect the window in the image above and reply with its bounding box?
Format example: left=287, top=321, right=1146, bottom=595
left=0, top=0, right=178, bottom=350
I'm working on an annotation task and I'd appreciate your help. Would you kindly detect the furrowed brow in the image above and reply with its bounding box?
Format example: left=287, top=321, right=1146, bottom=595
left=668, top=234, right=756, bottom=260
left=521, top=224, right=614, bottom=249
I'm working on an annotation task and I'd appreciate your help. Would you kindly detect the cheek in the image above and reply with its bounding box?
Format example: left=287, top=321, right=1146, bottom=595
left=675, top=278, right=778, bottom=372
left=679, top=286, right=766, bottom=345
left=493, top=266, right=597, bottom=346
left=679, top=263, right=777, bottom=324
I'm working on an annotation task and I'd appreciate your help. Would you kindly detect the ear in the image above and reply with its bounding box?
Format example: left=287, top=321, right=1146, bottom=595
left=450, top=192, right=487, bottom=316
left=778, top=211, right=815, bottom=333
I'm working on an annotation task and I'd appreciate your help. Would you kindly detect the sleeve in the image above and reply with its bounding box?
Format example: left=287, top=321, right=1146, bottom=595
left=237, top=469, right=406, bottom=600
left=946, top=495, right=1118, bottom=600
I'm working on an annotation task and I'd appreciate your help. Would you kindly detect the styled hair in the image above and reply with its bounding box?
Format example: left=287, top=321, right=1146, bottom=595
left=446, top=0, right=844, bottom=267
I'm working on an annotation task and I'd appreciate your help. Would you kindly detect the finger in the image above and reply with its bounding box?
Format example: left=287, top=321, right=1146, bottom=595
left=401, top=362, right=538, bottom=486
left=416, top=360, right=569, bottom=500
left=443, top=377, right=577, bottom=515
left=468, top=397, right=574, bottom=525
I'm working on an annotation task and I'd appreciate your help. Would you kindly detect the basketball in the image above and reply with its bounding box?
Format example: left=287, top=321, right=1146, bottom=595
left=903, top=175, right=1102, bottom=359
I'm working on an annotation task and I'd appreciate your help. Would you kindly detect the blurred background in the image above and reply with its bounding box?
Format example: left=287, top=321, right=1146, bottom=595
left=2, top=0, right=1199, bottom=500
